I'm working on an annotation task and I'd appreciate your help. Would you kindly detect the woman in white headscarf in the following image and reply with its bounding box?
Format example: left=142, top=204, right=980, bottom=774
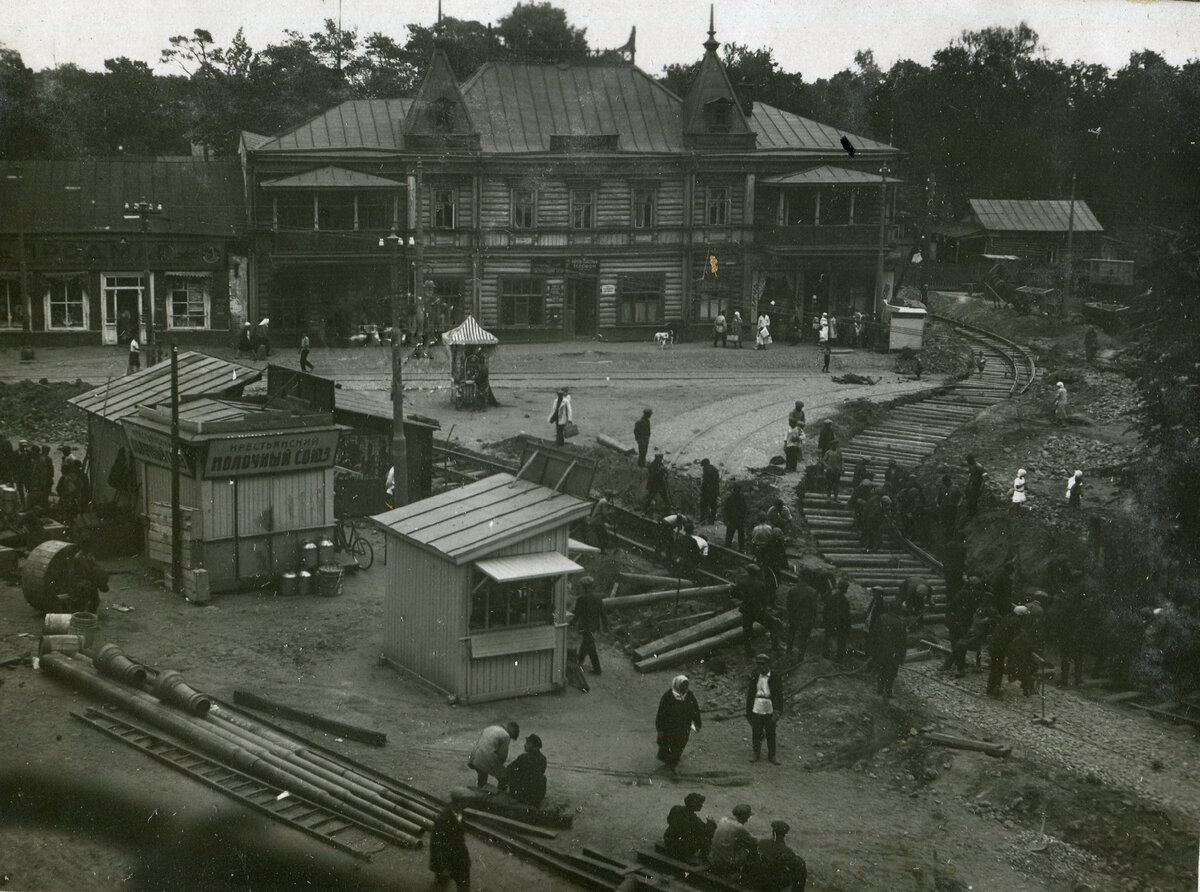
left=1011, top=469, right=1027, bottom=506
left=1066, top=470, right=1083, bottom=509
left=655, top=675, right=702, bottom=775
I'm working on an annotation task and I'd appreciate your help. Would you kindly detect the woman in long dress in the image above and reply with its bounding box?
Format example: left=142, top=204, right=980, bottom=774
left=1011, top=469, right=1028, bottom=507
left=755, top=313, right=772, bottom=349
left=656, top=675, right=702, bottom=775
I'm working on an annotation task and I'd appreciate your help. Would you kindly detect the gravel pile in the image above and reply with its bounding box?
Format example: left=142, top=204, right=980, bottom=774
left=1037, top=433, right=1139, bottom=476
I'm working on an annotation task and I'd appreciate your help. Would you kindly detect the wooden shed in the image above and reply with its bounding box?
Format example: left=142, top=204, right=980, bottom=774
left=882, top=301, right=927, bottom=351
left=371, top=472, right=591, bottom=703
left=121, top=399, right=346, bottom=592
left=67, top=352, right=262, bottom=506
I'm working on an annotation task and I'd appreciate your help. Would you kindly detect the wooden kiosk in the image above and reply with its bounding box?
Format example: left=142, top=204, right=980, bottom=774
left=882, top=301, right=928, bottom=351
left=122, top=400, right=347, bottom=593
left=371, top=472, right=591, bottom=703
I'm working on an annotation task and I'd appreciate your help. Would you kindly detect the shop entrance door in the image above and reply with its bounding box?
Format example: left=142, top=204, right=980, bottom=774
left=568, top=277, right=597, bottom=336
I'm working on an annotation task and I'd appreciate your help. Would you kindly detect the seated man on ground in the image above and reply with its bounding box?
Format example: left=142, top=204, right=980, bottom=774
left=498, top=734, right=547, bottom=807
left=709, top=804, right=757, bottom=879
left=663, top=792, right=716, bottom=862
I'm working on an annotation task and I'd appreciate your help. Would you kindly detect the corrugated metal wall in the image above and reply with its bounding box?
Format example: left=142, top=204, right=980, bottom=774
left=384, top=539, right=468, bottom=695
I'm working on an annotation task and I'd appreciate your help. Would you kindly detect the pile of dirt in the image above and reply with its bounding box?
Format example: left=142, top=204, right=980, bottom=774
left=0, top=379, right=90, bottom=447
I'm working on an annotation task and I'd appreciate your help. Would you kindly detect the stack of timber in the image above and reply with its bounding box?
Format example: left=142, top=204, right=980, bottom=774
left=147, top=502, right=202, bottom=568
left=603, top=583, right=732, bottom=611
left=633, top=609, right=744, bottom=671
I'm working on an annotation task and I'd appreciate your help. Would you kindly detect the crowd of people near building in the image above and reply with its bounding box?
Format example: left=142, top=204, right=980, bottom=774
left=0, top=438, right=91, bottom=538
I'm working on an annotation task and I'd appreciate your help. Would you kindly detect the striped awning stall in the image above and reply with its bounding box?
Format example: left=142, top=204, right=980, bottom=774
left=474, top=552, right=582, bottom=583
left=442, top=315, right=499, bottom=346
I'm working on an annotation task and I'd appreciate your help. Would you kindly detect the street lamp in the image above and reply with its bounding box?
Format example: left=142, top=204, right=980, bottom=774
left=123, top=201, right=163, bottom=364
left=381, top=229, right=414, bottom=508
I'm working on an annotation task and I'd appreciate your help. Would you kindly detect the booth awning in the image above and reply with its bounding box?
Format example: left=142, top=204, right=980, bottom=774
left=475, top=552, right=582, bottom=583
left=442, top=315, right=499, bottom=346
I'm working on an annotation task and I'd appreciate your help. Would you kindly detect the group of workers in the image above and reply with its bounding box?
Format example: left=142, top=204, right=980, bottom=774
left=0, top=439, right=91, bottom=534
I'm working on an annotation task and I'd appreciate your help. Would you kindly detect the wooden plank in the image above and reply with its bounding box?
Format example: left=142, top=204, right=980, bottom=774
left=923, top=732, right=1011, bottom=758
left=468, top=625, right=556, bottom=659
left=618, top=572, right=697, bottom=589
left=603, top=584, right=733, bottom=610
left=462, top=808, right=559, bottom=839
left=635, top=627, right=743, bottom=672
left=232, top=689, right=387, bottom=747
left=1101, top=690, right=1146, bottom=704
left=637, top=848, right=756, bottom=892
left=634, top=608, right=742, bottom=660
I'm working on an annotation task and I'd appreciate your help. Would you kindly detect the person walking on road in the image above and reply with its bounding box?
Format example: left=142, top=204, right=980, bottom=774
left=572, top=576, right=606, bottom=675
left=299, top=333, right=314, bottom=372
left=644, top=453, right=671, bottom=512
left=656, top=675, right=702, bottom=776
left=746, top=653, right=782, bottom=764
left=126, top=337, right=141, bottom=375
left=429, top=806, right=471, bottom=890
left=822, top=341, right=832, bottom=373
left=548, top=387, right=573, bottom=446
left=784, top=423, right=804, bottom=472
left=713, top=309, right=727, bottom=348
left=699, top=458, right=720, bottom=523
left=634, top=409, right=653, bottom=467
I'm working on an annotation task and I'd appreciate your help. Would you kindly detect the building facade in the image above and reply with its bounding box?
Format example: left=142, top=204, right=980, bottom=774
left=242, top=25, right=903, bottom=344
left=0, top=159, right=247, bottom=348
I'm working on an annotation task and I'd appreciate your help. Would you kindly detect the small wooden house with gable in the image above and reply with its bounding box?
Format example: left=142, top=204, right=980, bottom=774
left=371, top=472, right=591, bottom=703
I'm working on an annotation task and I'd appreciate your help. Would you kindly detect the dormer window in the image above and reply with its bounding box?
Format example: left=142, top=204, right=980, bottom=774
left=705, top=97, right=734, bottom=133
left=431, top=97, right=456, bottom=132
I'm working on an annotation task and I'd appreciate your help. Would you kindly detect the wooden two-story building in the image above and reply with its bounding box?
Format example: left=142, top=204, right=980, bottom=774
left=241, top=23, right=903, bottom=343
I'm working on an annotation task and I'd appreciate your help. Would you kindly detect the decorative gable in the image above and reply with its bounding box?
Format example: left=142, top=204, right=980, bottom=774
left=680, top=14, right=756, bottom=151
left=404, top=49, right=480, bottom=152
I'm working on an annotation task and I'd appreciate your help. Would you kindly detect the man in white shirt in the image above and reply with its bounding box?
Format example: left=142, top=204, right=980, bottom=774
left=744, top=653, right=782, bottom=764
left=127, top=338, right=140, bottom=375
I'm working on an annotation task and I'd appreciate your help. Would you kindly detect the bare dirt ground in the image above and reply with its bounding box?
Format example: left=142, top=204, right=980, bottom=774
left=1, top=324, right=1196, bottom=891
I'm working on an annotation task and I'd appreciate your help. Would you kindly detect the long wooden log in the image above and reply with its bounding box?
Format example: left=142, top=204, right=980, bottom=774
left=635, top=628, right=743, bottom=672
left=596, top=434, right=635, bottom=455
left=233, top=689, right=387, bottom=747
left=634, top=608, right=742, bottom=660
left=602, top=584, right=732, bottom=609
left=618, top=571, right=697, bottom=589
left=462, top=808, right=559, bottom=839
left=923, top=731, right=1011, bottom=758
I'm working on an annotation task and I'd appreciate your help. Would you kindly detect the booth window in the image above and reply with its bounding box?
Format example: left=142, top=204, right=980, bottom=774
left=470, top=575, right=555, bottom=631
left=0, top=279, right=24, bottom=329
left=706, top=186, right=731, bottom=226
left=617, top=274, right=664, bottom=324
left=498, top=276, right=546, bottom=326
left=166, top=274, right=211, bottom=329
left=44, top=278, right=88, bottom=330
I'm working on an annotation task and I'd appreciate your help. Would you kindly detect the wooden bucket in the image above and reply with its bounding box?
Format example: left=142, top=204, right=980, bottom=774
left=21, top=540, right=79, bottom=612
left=317, top=565, right=343, bottom=598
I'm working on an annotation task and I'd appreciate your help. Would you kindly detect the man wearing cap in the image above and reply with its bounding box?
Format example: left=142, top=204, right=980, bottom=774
left=644, top=453, right=671, bottom=512
left=747, top=820, right=807, bottom=892
left=499, top=734, right=547, bottom=807
left=745, top=653, right=782, bottom=764
left=549, top=387, right=573, bottom=446
left=709, top=804, right=756, bottom=878
left=572, top=576, right=606, bottom=676
left=663, top=792, right=716, bottom=861
left=634, top=408, right=653, bottom=467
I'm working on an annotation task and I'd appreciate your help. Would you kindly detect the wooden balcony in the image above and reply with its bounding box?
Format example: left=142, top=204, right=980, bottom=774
left=755, top=223, right=899, bottom=251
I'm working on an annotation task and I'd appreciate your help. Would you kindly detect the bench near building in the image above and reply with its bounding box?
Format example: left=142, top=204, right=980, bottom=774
left=371, top=473, right=591, bottom=703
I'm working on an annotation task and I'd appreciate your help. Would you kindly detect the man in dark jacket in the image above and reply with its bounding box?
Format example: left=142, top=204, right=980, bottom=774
left=987, top=605, right=1031, bottom=697
left=723, top=484, right=748, bottom=551
left=572, top=577, right=606, bottom=675
left=738, top=567, right=773, bottom=655
left=499, top=734, right=548, bottom=807
left=936, top=473, right=963, bottom=538
left=817, top=420, right=836, bottom=458
left=13, top=439, right=33, bottom=507
left=643, top=453, right=670, bottom=512
left=699, top=458, right=720, bottom=524
left=634, top=409, right=653, bottom=467
left=785, top=580, right=820, bottom=660
left=66, top=541, right=108, bottom=614
left=745, top=653, right=782, bottom=763
left=747, top=821, right=807, bottom=892
left=964, top=454, right=986, bottom=517
left=822, top=579, right=851, bottom=662
left=663, top=792, right=716, bottom=861
left=429, top=805, right=470, bottom=890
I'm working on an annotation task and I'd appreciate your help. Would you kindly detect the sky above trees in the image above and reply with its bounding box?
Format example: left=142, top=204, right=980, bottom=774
left=2, top=0, right=1197, bottom=80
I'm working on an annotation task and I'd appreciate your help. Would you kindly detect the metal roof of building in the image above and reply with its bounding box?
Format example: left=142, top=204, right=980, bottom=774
left=475, top=551, right=583, bottom=582
left=750, top=105, right=895, bottom=154
left=460, top=62, right=683, bottom=153
left=0, top=159, right=245, bottom=235
left=254, top=99, right=414, bottom=152
left=969, top=199, right=1103, bottom=233
left=761, top=165, right=902, bottom=186
left=68, top=353, right=262, bottom=422
left=371, top=472, right=592, bottom=564
left=332, top=389, right=440, bottom=429
left=261, top=166, right=406, bottom=189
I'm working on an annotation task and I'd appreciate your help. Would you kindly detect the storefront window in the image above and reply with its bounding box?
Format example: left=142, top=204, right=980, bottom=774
left=166, top=274, right=211, bottom=329
left=617, top=274, right=664, bottom=324
left=0, top=280, right=24, bottom=329
left=44, top=278, right=88, bottom=330
left=470, top=576, right=555, bottom=631
left=499, top=276, right=546, bottom=326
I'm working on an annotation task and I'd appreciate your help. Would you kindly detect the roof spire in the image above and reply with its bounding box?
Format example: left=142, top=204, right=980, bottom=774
left=437, top=0, right=443, bottom=25
left=704, top=4, right=719, bottom=54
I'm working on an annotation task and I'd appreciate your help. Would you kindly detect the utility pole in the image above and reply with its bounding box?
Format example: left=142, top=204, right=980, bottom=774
left=124, top=201, right=163, bottom=364
left=874, top=164, right=890, bottom=319
left=170, top=344, right=182, bottom=594
left=1064, top=172, right=1077, bottom=316
left=386, top=228, right=409, bottom=508
left=414, top=160, right=426, bottom=337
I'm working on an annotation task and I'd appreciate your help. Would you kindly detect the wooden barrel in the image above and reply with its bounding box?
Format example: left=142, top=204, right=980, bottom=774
left=21, top=540, right=79, bottom=612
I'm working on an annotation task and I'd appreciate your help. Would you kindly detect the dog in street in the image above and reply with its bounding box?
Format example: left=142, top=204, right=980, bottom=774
left=654, top=329, right=675, bottom=348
